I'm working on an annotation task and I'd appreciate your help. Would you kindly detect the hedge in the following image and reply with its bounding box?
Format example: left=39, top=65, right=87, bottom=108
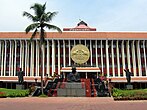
left=0, top=88, right=29, bottom=98
left=112, top=88, right=147, bottom=100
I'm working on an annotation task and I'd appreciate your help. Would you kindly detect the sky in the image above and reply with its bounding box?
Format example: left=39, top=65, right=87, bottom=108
left=0, top=0, right=147, bottom=32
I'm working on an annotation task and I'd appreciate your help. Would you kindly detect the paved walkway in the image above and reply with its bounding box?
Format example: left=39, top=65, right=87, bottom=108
left=0, top=97, right=147, bottom=110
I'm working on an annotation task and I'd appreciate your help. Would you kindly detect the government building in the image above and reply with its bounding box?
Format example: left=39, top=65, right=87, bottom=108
left=0, top=21, right=147, bottom=90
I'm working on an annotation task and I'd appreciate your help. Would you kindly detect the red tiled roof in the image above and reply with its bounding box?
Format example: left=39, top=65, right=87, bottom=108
left=75, top=24, right=90, bottom=28
left=63, top=23, right=96, bottom=31
left=63, top=28, right=96, bottom=31
left=63, top=20, right=96, bottom=31
left=0, top=32, right=147, bottom=39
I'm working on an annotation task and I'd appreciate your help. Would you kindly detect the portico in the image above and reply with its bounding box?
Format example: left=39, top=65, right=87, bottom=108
left=61, top=67, right=101, bottom=79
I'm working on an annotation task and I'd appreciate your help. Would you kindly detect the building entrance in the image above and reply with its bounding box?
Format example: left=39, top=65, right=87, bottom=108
left=79, top=72, right=86, bottom=79
left=61, top=67, right=101, bottom=79
left=87, top=72, right=97, bottom=79
left=79, top=72, right=98, bottom=79
left=63, top=72, right=99, bottom=79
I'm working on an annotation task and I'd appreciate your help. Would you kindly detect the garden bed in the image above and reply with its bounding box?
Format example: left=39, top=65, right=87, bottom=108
left=112, top=88, right=147, bottom=100
left=0, top=88, right=29, bottom=98
left=114, top=97, right=147, bottom=100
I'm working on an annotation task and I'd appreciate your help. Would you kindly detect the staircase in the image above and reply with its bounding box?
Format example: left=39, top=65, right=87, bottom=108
left=91, top=78, right=97, bottom=97
left=31, top=77, right=109, bottom=97
left=81, top=78, right=91, bottom=97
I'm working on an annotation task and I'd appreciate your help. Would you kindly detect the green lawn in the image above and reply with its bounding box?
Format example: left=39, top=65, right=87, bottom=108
left=112, top=88, right=147, bottom=100
left=0, top=88, right=29, bottom=97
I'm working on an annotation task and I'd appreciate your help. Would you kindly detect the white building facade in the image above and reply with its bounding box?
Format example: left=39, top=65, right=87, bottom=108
left=0, top=32, right=147, bottom=89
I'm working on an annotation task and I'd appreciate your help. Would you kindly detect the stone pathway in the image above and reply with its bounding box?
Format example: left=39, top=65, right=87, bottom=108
left=0, top=97, right=147, bottom=110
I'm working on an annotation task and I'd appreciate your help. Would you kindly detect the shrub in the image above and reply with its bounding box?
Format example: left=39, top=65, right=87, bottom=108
left=0, top=92, right=7, bottom=98
left=0, top=88, right=29, bottom=98
left=39, top=94, right=48, bottom=97
left=112, top=88, right=147, bottom=100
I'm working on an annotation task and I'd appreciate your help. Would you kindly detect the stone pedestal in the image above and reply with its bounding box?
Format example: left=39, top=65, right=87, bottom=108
left=16, top=84, right=24, bottom=90
left=57, top=82, right=86, bottom=97
left=126, top=84, right=133, bottom=90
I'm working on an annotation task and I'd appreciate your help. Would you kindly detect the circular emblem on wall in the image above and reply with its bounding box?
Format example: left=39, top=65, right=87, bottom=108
left=70, top=44, right=90, bottom=64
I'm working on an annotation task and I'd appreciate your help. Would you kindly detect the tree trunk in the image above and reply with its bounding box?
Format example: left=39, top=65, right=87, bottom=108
left=40, top=44, right=44, bottom=95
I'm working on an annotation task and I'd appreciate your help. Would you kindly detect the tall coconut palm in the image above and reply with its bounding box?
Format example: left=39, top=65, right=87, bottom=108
left=23, top=3, right=62, bottom=95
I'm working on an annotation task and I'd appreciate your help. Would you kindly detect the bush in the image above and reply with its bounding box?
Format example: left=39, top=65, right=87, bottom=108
left=39, top=94, right=48, bottom=97
left=0, top=92, right=7, bottom=98
left=112, top=88, right=147, bottom=100
left=0, top=88, right=29, bottom=98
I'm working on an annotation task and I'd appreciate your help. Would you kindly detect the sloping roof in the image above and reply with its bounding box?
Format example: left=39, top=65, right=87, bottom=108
left=77, top=21, right=88, bottom=26
left=63, top=20, right=96, bottom=31
left=0, top=32, right=147, bottom=40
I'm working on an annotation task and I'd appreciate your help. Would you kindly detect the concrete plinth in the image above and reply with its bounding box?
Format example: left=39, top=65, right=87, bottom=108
left=16, top=84, right=24, bottom=90
left=57, top=82, right=86, bottom=97
left=126, top=84, right=133, bottom=90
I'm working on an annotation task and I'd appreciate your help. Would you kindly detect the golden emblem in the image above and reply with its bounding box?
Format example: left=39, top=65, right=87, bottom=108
left=71, top=44, right=90, bottom=64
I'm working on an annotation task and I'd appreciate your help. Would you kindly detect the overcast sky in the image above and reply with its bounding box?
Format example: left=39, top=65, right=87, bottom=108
left=0, top=0, right=147, bottom=32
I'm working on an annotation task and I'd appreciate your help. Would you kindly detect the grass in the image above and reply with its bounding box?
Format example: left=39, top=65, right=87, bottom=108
left=0, top=88, right=29, bottom=97
left=112, top=88, right=147, bottom=100
left=39, top=94, right=48, bottom=97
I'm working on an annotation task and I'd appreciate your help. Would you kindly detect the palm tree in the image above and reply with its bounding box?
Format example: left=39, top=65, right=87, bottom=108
left=23, top=3, right=62, bottom=95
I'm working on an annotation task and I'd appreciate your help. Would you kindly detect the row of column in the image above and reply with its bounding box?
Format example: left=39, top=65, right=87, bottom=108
left=0, top=39, right=147, bottom=78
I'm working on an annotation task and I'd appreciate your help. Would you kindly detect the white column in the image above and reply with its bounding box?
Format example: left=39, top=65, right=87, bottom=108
left=90, top=40, right=93, bottom=66
left=144, top=41, right=147, bottom=76
left=63, top=40, right=66, bottom=67
left=121, top=40, right=126, bottom=77
left=95, top=40, right=98, bottom=67
left=85, top=40, right=86, bottom=46
left=33, top=41, right=35, bottom=76
left=126, top=40, right=131, bottom=71
left=0, top=41, right=4, bottom=76
left=11, top=41, right=14, bottom=76
left=132, top=41, right=137, bottom=77
left=20, top=40, right=22, bottom=69
left=37, top=41, right=40, bottom=77
left=0, top=41, right=1, bottom=75
left=3, top=41, right=7, bottom=76
left=106, top=40, right=109, bottom=77
left=74, top=40, right=76, bottom=46
left=21, top=41, right=25, bottom=71
left=0, top=41, right=1, bottom=76
left=9, top=41, right=12, bottom=76
left=116, top=40, right=120, bottom=77
left=100, top=40, right=104, bottom=73
left=47, top=40, right=50, bottom=77
left=85, top=40, right=88, bottom=65
left=137, top=40, right=142, bottom=76
left=68, top=40, right=71, bottom=66
left=111, top=40, right=115, bottom=77
left=35, top=40, right=38, bottom=77
left=52, top=40, right=55, bottom=75
left=14, top=40, right=17, bottom=76
left=30, top=42, right=34, bottom=76
left=30, top=42, right=33, bottom=76
left=27, top=41, right=30, bottom=76
left=32, top=41, right=35, bottom=76
left=58, top=40, right=61, bottom=75
left=25, top=40, right=28, bottom=76
left=79, top=40, right=81, bottom=44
